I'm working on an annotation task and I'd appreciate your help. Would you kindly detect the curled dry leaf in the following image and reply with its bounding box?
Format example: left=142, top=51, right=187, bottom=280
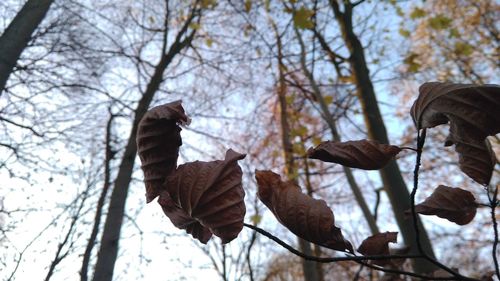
left=161, top=149, right=246, bottom=244
left=454, top=140, right=497, bottom=186
left=411, top=82, right=500, bottom=185
left=307, top=140, right=402, bottom=170
left=413, top=185, right=477, bottom=225
left=137, top=100, right=190, bottom=203
left=357, top=232, right=397, bottom=266
left=255, top=170, right=353, bottom=252
left=158, top=191, right=212, bottom=243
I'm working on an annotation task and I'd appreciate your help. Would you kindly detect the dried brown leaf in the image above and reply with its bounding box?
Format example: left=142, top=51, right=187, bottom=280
left=255, top=170, right=353, bottom=252
left=380, top=275, right=404, bottom=281
left=162, top=149, right=246, bottom=243
left=158, top=191, right=212, bottom=244
left=454, top=140, right=497, bottom=186
left=431, top=268, right=461, bottom=279
left=478, top=272, right=494, bottom=281
left=357, top=232, right=398, bottom=266
left=307, top=140, right=402, bottom=170
left=411, top=82, right=500, bottom=185
left=414, top=185, right=477, bottom=225
left=137, top=100, right=190, bottom=203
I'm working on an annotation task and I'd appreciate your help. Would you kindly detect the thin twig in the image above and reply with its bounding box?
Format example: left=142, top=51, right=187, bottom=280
left=411, top=129, right=426, bottom=254
left=243, top=223, right=417, bottom=262
left=488, top=185, right=500, bottom=280
left=353, top=264, right=364, bottom=281
left=373, top=187, right=382, bottom=222
left=245, top=229, right=257, bottom=281
left=410, top=129, right=478, bottom=281
left=242, top=223, right=463, bottom=280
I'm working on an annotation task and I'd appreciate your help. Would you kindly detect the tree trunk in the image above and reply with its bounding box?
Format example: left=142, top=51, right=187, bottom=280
left=301, top=144, right=325, bottom=281
left=80, top=112, right=115, bottom=281
left=0, top=0, right=54, bottom=95
left=273, top=21, right=322, bottom=281
left=329, top=0, right=436, bottom=273
left=91, top=9, right=198, bottom=281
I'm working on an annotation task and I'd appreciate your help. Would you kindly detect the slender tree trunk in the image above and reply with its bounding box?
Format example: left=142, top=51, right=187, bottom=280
left=273, top=22, right=322, bottom=281
left=301, top=143, right=325, bottom=281
left=0, top=0, right=54, bottom=95
left=80, top=112, right=116, bottom=281
left=91, top=9, right=198, bottom=281
left=294, top=27, right=379, bottom=235
left=328, top=0, right=436, bottom=273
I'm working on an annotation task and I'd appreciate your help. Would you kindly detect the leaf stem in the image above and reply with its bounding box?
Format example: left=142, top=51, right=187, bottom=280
left=400, top=146, right=418, bottom=152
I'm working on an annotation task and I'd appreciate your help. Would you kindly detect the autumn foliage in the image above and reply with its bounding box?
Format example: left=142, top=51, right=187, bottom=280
left=137, top=101, right=247, bottom=244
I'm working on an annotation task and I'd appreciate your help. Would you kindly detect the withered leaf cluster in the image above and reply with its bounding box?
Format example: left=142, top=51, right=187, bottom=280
left=409, top=82, right=500, bottom=226
left=411, top=82, right=500, bottom=185
left=137, top=101, right=246, bottom=244
left=308, top=82, right=498, bottom=227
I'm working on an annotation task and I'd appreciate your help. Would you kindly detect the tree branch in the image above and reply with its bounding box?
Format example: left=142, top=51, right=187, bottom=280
left=0, top=116, right=43, bottom=137
left=243, top=223, right=471, bottom=280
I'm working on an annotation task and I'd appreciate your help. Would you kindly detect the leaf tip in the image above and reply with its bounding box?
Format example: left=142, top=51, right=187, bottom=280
left=225, top=148, right=246, bottom=161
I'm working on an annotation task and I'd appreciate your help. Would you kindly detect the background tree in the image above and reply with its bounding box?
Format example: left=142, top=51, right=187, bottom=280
left=0, top=0, right=55, bottom=95
left=91, top=1, right=203, bottom=280
left=312, top=0, right=437, bottom=273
